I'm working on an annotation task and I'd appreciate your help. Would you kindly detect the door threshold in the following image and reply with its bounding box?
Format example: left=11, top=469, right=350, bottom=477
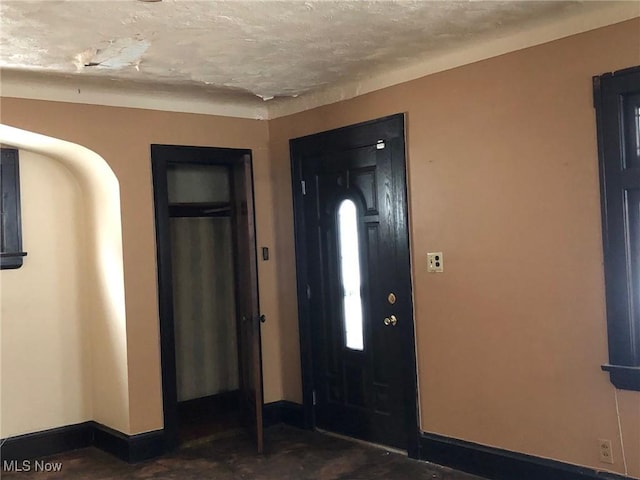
left=315, top=428, right=407, bottom=456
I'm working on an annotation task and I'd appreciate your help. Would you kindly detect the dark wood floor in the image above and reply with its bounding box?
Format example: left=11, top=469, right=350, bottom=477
left=178, top=391, right=243, bottom=444
left=2, top=425, right=486, bottom=480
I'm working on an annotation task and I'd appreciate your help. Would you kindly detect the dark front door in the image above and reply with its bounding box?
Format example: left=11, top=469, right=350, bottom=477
left=291, top=114, right=418, bottom=453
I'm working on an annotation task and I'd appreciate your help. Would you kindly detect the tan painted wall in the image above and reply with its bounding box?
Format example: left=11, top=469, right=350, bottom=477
left=0, top=150, right=92, bottom=437
left=268, top=19, right=640, bottom=477
left=0, top=103, right=278, bottom=434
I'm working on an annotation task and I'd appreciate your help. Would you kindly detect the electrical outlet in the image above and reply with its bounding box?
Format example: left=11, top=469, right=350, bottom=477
left=427, top=252, right=444, bottom=272
left=599, top=439, right=614, bottom=464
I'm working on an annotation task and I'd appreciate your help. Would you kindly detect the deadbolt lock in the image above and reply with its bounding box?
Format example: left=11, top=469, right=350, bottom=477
left=387, top=292, right=396, bottom=305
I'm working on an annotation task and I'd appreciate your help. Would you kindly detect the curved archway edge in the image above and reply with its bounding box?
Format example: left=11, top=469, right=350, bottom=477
left=0, top=124, right=130, bottom=433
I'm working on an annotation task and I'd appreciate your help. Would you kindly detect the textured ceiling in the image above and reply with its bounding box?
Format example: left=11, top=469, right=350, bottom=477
left=0, top=0, right=615, bottom=103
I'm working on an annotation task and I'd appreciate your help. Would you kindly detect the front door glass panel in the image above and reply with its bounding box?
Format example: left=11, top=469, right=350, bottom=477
left=337, top=199, right=364, bottom=351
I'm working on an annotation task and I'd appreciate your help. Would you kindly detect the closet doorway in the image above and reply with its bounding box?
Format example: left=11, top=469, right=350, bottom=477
left=152, top=145, right=264, bottom=453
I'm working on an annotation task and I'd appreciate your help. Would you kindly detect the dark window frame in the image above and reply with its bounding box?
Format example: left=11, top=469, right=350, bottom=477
left=1, top=148, right=27, bottom=269
left=594, top=65, right=640, bottom=391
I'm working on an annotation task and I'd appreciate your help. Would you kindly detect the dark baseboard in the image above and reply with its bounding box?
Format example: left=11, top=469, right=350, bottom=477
left=0, top=422, right=94, bottom=462
left=5, top=414, right=631, bottom=479
left=1, top=402, right=299, bottom=464
left=1, top=422, right=163, bottom=464
left=263, top=401, right=304, bottom=429
left=178, top=390, right=241, bottom=418
left=92, top=422, right=164, bottom=463
left=420, top=432, right=632, bottom=480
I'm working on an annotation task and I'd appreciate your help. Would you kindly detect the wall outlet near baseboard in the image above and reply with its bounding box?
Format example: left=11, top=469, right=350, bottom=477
left=598, top=438, right=614, bottom=464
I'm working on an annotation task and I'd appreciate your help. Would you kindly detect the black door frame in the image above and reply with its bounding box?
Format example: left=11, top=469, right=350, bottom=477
left=289, top=114, right=420, bottom=458
left=151, top=144, right=257, bottom=450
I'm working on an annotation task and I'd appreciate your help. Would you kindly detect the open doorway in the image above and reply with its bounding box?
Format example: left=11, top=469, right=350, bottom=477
left=152, top=145, right=264, bottom=453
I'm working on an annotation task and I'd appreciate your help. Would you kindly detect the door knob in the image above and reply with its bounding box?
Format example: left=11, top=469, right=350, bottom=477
left=384, top=315, right=398, bottom=326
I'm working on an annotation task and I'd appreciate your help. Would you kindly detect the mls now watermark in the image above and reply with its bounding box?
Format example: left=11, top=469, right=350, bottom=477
left=3, top=460, right=63, bottom=473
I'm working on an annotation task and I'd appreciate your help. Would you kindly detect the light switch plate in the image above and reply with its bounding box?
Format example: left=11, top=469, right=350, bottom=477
left=427, top=252, right=443, bottom=272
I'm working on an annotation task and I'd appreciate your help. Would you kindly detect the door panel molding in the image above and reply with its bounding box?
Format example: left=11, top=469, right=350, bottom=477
left=290, top=114, right=420, bottom=458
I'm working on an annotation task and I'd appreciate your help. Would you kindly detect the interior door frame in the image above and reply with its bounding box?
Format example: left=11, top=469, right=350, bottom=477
left=289, top=114, right=420, bottom=458
left=151, top=144, right=259, bottom=450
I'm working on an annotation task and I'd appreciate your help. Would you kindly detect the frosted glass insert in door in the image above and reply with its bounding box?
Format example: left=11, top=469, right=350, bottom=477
left=170, top=217, right=239, bottom=401
left=338, top=199, right=364, bottom=351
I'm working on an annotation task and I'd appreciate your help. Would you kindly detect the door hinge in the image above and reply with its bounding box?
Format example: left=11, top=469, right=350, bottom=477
left=306, top=284, right=311, bottom=300
left=312, top=389, right=317, bottom=405
left=301, top=180, right=307, bottom=195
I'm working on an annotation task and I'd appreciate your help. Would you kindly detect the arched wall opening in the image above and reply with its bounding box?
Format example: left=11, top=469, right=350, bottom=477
left=0, top=124, right=130, bottom=436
